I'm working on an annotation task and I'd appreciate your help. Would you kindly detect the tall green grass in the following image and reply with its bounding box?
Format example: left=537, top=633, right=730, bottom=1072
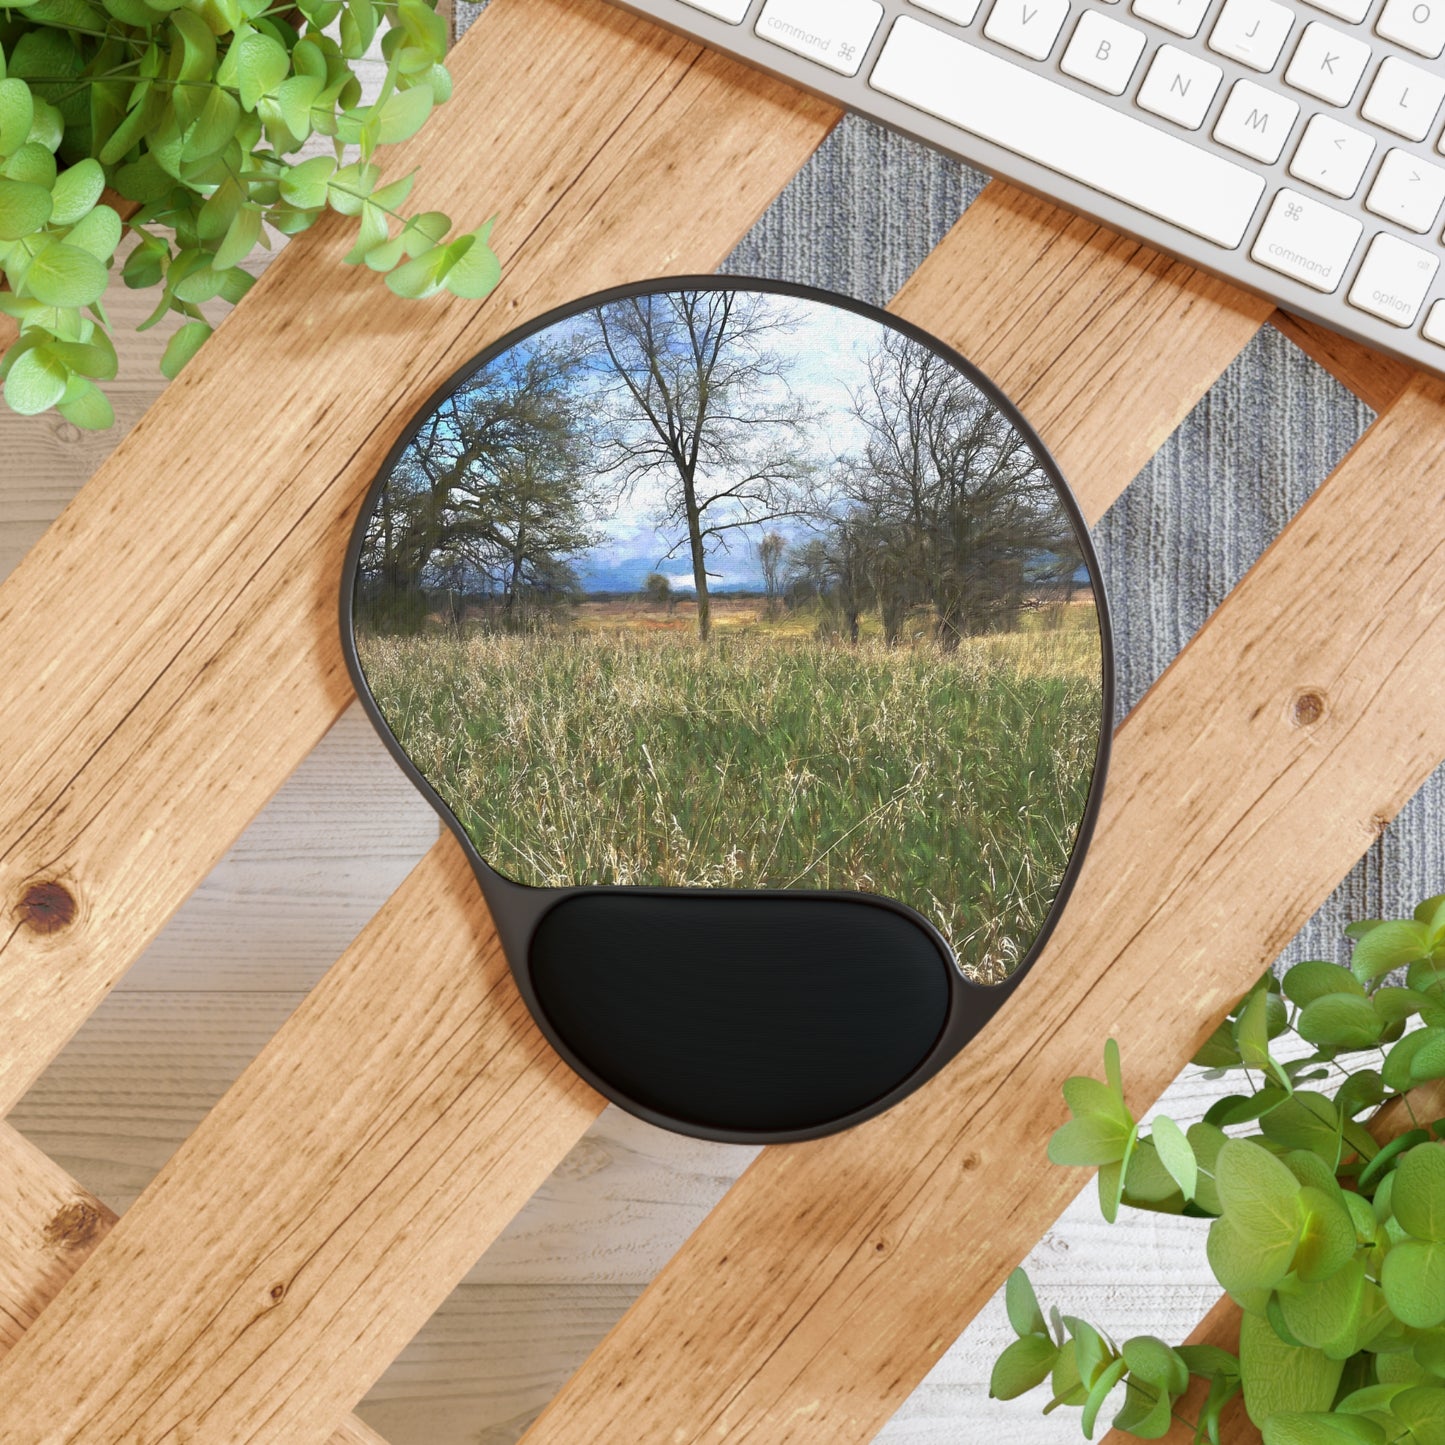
left=357, top=624, right=1103, bottom=980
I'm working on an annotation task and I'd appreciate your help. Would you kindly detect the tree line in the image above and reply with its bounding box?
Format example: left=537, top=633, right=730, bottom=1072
left=356, top=289, right=1084, bottom=645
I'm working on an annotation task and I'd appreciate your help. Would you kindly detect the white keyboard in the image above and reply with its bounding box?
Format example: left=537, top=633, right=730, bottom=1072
left=608, top=0, right=1445, bottom=377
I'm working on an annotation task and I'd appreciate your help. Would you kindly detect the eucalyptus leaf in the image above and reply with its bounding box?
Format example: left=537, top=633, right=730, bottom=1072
left=1392, top=1145, right=1445, bottom=1242
left=213, top=203, right=262, bottom=271
left=55, top=373, right=113, bottom=429
left=1413, top=1032, right=1445, bottom=1083
left=26, top=243, right=108, bottom=307
left=1353, top=920, right=1432, bottom=985
left=230, top=31, right=290, bottom=111
left=1261, top=1414, right=1385, bottom=1445
left=1006, top=1268, right=1046, bottom=1338
left=0, top=175, right=50, bottom=239
left=1261, top=1092, right=1345, bottom=1162
left=989, top=1333, right=1059, bottom=1400
left=159, top=318, right=211, bottom=378
left=1276, top=1255, right=1366, bottom=1353
left=1395, top=1383, right=1445, bottom=1442
left=442, top=229, right=500, bottom=299
left=3, top=342, right=68, bottom=413
left=1298, top=994, right=1385, bottom=1051
left=1382, top=1240, right=1445, bottom=1329
left=376, top=84, right=430, bottom=144
left=1385, top=1030, right=1445, bottom=1092
left=1240, top=1311, right=1346, bottom=1426
left=49, top=157, right=104, bottom=225
left=1150, top=1114, right=1198, bottom=1201
left=1237, top=986, right=1275, bottom=1073
left=0, top=76, right=35, bottom=155
left=1285, top=961, right=1366, bottom=1007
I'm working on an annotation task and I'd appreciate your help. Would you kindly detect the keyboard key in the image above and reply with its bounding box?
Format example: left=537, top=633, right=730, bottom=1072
left=1289, top=113, right=1375, bottom=196
left=1376, top=0, right=1445, bottom=55
left=678, top=0, right=752, bottom=20
left=1137, top=44, right=1222, bottom=128
left=1132, top=0, right=1212, bottom=37
left=869, top=17, right=1265, bottom=246
left=1284, top=21, right=1371, bottom=106
left=1424, top=299, right=1445, bottom=345
left=1348, top=231, right=1439, bottom=325
left=1362, top=56, right=1445, bottom=141
left=1302, top=0, right=1370, bottom=20
left=755, top=0, right=882, bottom=74
left=1214, top=80, right=1299, bottom=162
left=911, top=0, right=984, bottom=22
left=1251, top=187, right=1363, bottom=291
left=1061, top=9, right=1147, bottom=92
left=1208, top=0, right=1294, bottom=70
left=1366, top=146, right=1445, bottom=231
left=984, top=0, right=1071, bottom=58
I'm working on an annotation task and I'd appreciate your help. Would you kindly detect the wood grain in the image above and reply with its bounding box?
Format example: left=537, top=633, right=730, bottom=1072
left=512, top=374, right=1445, bottom=1445
left=0, top=5, right=1398, bottom=1439
left=0, top=1123, right=392, bottom=1445
left=0, top=0, right=839, bottom=1117
left=4, top=367, right=1440, bottom=1441
left=0, top=832, right=606, bottom=1442
left=893, top=186, right=1270, bottom=516
left=0, top=73, right=1346, bottom=1445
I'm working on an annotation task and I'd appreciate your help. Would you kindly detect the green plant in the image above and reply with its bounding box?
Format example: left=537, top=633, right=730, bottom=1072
left=0, top=0, right=498, bottom=427
left=990, top=895, right=1445, bottom=1444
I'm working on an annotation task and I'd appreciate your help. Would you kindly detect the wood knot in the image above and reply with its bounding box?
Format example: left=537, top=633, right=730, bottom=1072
left=19, top=882, right=76, bottom=935
left=1291, top=691, right=1327, bottom=728
left=44, top=1199, right=110, bottom=1252
left=269, top=1282, right=288, bottom=1304
left=959, top=1152, right=981, bottom=1172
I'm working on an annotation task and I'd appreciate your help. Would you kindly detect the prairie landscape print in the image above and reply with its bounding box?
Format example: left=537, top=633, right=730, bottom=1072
left=352, top=284, right=1106, bottom=979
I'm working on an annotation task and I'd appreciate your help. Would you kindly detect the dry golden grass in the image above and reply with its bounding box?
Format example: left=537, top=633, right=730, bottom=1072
left=357, top=614, right=1102, bottom=976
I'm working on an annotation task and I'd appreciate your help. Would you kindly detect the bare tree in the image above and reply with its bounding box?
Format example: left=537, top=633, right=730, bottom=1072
left=758, top=531, right=785, bottom=619
left=585, top=290, right=818, bottom=641
left=842, top=330, right=1074, bottom=648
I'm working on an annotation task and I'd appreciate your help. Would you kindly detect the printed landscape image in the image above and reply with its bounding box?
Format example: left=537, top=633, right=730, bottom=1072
left=353, top=287, right=1104, bottom=979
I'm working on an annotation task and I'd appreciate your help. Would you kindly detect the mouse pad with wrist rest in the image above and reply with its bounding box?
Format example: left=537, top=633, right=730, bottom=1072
left=343, top=276, right=1111, bottom=1141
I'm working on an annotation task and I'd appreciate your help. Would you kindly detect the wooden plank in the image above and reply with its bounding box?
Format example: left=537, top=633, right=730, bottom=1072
left=3, top=367, right=1439, bottom=1441
left=0, top=832, right=606, bottom=1442
left=0, top=0, right=839, bottom=1117
left=1270, top=311, right=1417, bottom=413
left=894, top=185, right=1270, bottom=515
left=509, top=373, right=1445, bottom=1445
left=0, top=1129, right=390, bottom=1445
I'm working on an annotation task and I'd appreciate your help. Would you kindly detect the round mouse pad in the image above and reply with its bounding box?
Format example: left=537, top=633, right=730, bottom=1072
left=344, top=276, right=1111, bottom=1140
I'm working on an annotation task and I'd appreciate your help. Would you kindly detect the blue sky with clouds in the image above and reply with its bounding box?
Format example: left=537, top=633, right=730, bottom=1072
left=569, top=294, right=892, bottom=594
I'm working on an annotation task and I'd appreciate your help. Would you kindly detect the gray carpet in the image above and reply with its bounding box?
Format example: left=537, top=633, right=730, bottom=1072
left=450, top=7, right=1444, bottom=960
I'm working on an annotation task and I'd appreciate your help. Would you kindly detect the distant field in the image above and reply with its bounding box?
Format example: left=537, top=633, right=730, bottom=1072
left=356, top=614, right=1103, bottom=981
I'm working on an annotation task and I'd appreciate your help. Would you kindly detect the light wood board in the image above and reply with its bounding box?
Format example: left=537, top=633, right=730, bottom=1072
left=0, top=0, right=1433, bottom=1433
